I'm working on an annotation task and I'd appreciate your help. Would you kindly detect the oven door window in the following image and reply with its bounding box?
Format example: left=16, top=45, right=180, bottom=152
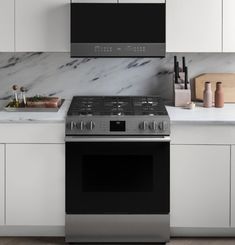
left=66, top=141, right=169, bottom=214
left=82, top=155, right=154, bottom=192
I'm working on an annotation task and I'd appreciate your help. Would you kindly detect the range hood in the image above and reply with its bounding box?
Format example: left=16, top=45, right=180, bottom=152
left=70, top=1, right=165, bottom=58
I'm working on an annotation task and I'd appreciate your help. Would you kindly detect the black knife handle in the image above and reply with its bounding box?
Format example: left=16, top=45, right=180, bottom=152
left=182, top=56, right=186, bottom=72
left=184, top=66, right=188, bottom=89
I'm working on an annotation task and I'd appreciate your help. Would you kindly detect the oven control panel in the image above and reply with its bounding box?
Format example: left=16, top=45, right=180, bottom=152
left=66, top=117, right=170, bottom=136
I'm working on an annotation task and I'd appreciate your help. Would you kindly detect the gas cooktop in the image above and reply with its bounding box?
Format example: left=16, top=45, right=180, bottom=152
left=67, top=96, right=168, bottom=116
left=66, top=96, right=170, bottom=136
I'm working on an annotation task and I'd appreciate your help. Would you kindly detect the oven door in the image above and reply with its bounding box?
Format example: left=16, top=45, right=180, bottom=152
left=66, top=137, right=169, bottom=215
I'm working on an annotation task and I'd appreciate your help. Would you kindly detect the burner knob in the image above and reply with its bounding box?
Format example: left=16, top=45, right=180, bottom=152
left=77, top=121, right=85, bottom=130
left=149, top=121, right=157, bottom=131
left=86, top=121, right=95, bottom=130
left=158, top=121, right=167, bottom=131
left=139, top=121, right=148, bottom=130
left=69, top=121, right=76, bottom=130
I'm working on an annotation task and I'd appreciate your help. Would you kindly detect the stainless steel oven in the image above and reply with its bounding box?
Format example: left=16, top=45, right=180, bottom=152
left=65, top=136, right=170, bottom=243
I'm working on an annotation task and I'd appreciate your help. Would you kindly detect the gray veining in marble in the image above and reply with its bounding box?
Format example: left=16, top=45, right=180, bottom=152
left=1, top=52, right=235, bottom=101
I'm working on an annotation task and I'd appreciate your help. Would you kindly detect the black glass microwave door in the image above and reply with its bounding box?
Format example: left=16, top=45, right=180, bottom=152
left=66, top=142, right=169, bottom=214
left=71, top=3, right=165, bottom=43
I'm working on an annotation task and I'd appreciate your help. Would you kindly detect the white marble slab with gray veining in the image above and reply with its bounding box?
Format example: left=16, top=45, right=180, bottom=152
left=1, top=52, right=235, bottom=123
left=0, top=99, right=70, bottom=123
left=1, top=52, right=235, bottom=103
left=167, top=104, right=235, bottom=125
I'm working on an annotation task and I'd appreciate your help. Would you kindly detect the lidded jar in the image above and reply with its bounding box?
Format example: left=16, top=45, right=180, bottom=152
left=215, top=81, right=224, bottom=108
left=203, top=81, right=213, bottom=108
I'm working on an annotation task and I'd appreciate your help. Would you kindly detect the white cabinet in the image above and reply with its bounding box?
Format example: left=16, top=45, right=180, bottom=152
left=15, top=0, right=70, bottom=52
left=223, top=0, right=235, bottom=52
left=0, top=0, right=14, bottom=51
left=6, top=144, right=65, bottom=226
left=0, top=145, right=4, bottom=225
left=170, top=145, right=230, bottom=228
left=166, top=0, right=222, bottom=52
left=231, top=146, right=235, bottom=226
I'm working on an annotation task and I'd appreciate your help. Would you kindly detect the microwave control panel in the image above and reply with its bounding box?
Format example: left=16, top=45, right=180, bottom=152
left=71, top=43, right=165, bottom=57
left=94, top=45, right=146, bottom=54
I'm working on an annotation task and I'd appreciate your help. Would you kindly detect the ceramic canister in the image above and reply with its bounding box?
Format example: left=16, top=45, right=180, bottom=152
left=203, top=81, right=213, bottom=108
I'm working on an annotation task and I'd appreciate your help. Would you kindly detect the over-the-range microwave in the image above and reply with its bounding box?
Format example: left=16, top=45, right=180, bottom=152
left=70, top=1, right=165, bottom=58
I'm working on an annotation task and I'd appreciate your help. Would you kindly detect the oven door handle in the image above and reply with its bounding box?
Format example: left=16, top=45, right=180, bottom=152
left=65, top=136, right=170, bottom=142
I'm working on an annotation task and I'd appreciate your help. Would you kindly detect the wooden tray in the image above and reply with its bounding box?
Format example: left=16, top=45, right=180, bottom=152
left=195, top=73, right=235, bottom=102
left=4, top=99, right=64, bottom=112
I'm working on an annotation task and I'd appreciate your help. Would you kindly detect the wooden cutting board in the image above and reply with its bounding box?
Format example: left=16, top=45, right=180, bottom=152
left=195, top=73, right=235, bottom=102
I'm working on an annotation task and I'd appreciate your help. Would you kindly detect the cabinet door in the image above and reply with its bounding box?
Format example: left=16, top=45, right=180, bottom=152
left=231, top=146, right=235, bottom=226
left=170, top=145, right=230, bottom=227
left=0, top=0, right=14, bottom=51
left=0, top=144, right=4, bottom=225
left=15, top=0, right=70, bottom=52
left=6, top=144, right=65, bottom=226
left=166, top=0, right=222, bottom=52
left=223, top=0, right=235, bottom=52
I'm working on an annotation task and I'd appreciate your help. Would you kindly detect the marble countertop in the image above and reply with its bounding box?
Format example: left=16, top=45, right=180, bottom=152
left=0, top=100, right=71, bottom=123
left=166, top=103, right=235, bottom=125
left=1, top=99, right=235, bottom=125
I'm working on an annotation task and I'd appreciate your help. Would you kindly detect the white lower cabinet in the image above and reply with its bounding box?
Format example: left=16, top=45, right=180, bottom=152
left=0, top=144, right=5, bottom=225
left=170, top=145, right=230, bottom=228
left=231, top=146, right=235, bottom=227
left=6, top=144, right=65, bottom=226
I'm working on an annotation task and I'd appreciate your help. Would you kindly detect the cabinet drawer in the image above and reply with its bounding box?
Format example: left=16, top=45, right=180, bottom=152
left=0, top=123, right=65, bottom=143
left=171, top=124, right=235, bottom=145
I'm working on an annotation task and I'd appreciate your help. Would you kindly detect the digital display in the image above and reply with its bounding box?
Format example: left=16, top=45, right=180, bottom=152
left=110, top=121, right=126, bottom=132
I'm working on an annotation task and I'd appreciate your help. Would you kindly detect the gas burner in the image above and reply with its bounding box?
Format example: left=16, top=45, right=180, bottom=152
left=111, top=111, right=124, bottom=116
left=111, top=107, right=125, bottom=116
left=142, top=101, right=158, bottom=107
left=105, top=101, right=128, bottom=107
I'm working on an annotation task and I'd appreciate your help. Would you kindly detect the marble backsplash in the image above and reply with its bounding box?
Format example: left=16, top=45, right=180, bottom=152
left=1, top=52, right=235, bottom=101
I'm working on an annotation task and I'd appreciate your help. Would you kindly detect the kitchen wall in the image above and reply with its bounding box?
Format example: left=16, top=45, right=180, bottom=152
left=1, top=52, right=235, bottom=101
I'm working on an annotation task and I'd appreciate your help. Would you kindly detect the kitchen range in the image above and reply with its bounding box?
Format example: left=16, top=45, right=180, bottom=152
left=65, top=96, right=170, bottom=244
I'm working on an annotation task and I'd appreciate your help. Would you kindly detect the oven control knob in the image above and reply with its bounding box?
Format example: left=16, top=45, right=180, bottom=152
left=139, top=121, right=148, bottom=130
left=69, top=121, right=76, bottom=130
left=86, top=121, right=95, bottom=130
left=158, top=121, right=167, bottom=131
left=149, top=121, right=157, bottom=131
left=77, top=121, right=85, bottom=130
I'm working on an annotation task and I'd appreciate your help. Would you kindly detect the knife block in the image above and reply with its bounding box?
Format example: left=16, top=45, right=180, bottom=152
left=173, top=72, right=191, bottom=107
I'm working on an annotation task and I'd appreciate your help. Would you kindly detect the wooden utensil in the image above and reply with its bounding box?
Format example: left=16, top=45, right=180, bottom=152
left=195, top=73, right=235, bottom=102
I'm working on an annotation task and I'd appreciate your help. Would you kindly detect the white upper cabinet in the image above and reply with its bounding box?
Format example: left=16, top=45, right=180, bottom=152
left=223, top=0, right=235, bottom=52
left=15, top=0, right=70, bottom=52
left=0, top=0, right=14, bottom=52
left=166, top=0, right=222, bottom=52
left=0, top=145, right=4, bottom=225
